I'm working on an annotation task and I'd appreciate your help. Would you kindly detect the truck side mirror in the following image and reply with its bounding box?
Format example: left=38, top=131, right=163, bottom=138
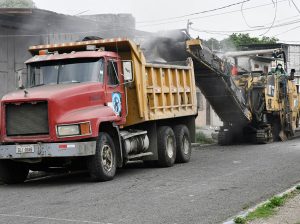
left=16, top=69, right=26, bottom=89
left=290, top=69, right=296, bottom=80
left=122, top=61, right=133, bottom=82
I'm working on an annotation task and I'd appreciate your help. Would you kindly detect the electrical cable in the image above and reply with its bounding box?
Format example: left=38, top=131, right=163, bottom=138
left=190, top=17, right=300, bottom=34
left=259, top=0, right=278, bottom=36
left=241, top=1, right=263, bottom=28
left=137, top=0, right=289, bottom=28
left=290, top=0, right=300, bottom=14
left=137, top=0, right=251, bottom=24
left=273, top=25, right=300, bottom=36
left=0, top=0, right=296, bottom=40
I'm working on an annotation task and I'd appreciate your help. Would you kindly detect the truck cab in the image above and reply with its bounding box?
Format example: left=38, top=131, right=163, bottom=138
left=0, top=43, right=131, bottom=183
left=2, top=51, right=127, bottom=143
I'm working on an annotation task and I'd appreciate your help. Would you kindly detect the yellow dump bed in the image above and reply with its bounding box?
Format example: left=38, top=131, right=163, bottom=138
left=29, top=38, right=197, bottom=126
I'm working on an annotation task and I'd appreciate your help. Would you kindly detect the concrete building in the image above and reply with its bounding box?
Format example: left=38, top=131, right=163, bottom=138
left=196, top=92, right=223, bottom=127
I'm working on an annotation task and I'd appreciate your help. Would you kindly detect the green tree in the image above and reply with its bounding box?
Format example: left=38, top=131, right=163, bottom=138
left=203, top=38, right=221, bottom=51
left=0, top=0, right=36, bottom=8
left=219, top=33, right=278, bottom=51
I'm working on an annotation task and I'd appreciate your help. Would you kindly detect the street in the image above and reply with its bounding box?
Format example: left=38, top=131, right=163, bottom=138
left=0, top=139, right=300, bottom=224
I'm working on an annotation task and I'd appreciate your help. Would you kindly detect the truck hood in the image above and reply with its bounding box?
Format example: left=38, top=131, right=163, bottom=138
left=0, top=82, right=120, bottom=143
left=2, top=83, right=104, bottom=102
left=1, top=82, right=106, bottom=118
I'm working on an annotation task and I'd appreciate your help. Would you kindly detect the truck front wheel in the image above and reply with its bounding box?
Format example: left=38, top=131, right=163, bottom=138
left=0, top=160, right=29, bottom=184
left=87, top=132, right=116, bottom=182
left=157, top=126, right=176, bottom=167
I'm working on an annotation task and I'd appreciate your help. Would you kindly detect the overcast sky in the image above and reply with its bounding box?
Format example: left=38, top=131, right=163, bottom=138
left=34, top=0, right=300, bottom=43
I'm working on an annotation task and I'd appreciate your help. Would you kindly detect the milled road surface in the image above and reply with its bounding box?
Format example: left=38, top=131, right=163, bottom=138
left=1, top=139, right=300, bottom=224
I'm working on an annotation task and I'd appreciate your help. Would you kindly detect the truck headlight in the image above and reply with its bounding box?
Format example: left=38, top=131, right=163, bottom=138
left=57, top=122, right=91, bottom=137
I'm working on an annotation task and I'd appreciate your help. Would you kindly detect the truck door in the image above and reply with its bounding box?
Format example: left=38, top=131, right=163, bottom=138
left=105, top=59, right=126, bottom=123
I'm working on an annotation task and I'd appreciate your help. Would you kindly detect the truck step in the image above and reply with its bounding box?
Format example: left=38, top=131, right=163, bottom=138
left=128, top=152, right=153, bottom=160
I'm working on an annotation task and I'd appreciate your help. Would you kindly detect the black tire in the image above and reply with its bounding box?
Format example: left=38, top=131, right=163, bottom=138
left=143, top=160, right=158, bottom=168
left=174, top=125, right=191, bottom=163
left=218, top=129, right=232, bottom=146
left=157, top=126, right=176, bottom=167
left=0, top=160, right=29, bottom=184
left=87, top=132, right=117, bottom=182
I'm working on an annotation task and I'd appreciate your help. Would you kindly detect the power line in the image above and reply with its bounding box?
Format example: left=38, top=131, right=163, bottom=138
left=259, top=0, right=278, bottom=36
left=137, top=0, right=289, bottom=28
left=290, top=0, right=300, bottom=14
left=190, top=17, right=300, bottom=34
left=192, top=30, right=231, bottom=36
left=190, top=0, right=288, bottom=21
left=240, top=1, right=263, bottom=28
left=137, top=0, right=251, bottom=24
left=273, top=25, right=300, bottom=36
left=2, top=17, right=290, bottom=39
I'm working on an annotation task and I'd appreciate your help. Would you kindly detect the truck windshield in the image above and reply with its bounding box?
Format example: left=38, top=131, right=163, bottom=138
left=27, top=58, right=104, bottom=87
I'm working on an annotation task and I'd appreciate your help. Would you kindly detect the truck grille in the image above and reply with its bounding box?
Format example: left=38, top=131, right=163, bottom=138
left=5, top=101, right=49, bottom=136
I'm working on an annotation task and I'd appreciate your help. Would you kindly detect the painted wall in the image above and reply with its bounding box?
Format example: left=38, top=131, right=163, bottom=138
left=196, top=90, right=223, bottom=128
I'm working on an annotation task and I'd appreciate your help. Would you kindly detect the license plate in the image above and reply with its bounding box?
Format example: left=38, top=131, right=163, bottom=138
left=16, top=145, right=35, bottom=154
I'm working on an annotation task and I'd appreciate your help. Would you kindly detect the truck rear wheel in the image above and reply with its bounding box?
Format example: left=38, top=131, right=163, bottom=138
left=0, top=160, right=29, bottom=184
left=157, top=126, right=176, bottom=167
left=87, top=132, right=116, bottom=182
left=174, top=125, right=191, bottom=163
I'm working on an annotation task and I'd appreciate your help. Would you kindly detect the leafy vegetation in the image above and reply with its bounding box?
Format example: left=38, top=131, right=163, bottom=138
left=195, top=131, right=215, bottom=144
left=246, top=196, right=285, bottom=221
left=204, top=33, right=279, bottom=51
left=234, top=188, right=300, bottom=223
left=234, top=216, right=246, bottom=224
left=0, top=0, right=36, bottom=8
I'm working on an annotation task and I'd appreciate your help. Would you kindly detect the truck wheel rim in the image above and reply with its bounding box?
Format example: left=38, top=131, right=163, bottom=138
left=183, top=136, right=190, bottom=155
left=166, top=136, right=174, bottom=158
left=101, top=144, right=113, bottom=172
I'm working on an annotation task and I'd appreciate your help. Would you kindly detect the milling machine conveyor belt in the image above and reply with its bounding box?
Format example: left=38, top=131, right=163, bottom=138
left=186, top=40, right=251, bottom=125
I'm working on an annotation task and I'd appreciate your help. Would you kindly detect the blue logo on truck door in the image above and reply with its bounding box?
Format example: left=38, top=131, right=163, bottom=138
left=112, top=92, right=121, bottom=116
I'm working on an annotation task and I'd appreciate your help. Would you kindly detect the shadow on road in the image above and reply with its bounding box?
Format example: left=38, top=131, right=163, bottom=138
left=0, top=161, right=164, bottom=187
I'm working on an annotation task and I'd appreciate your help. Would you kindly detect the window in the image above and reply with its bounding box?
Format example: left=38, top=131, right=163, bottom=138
left=99, top=61, right=104, bottom=83
left=107, top=60, right=119, bottom=85
left=28, top=58, right=104, bottom=87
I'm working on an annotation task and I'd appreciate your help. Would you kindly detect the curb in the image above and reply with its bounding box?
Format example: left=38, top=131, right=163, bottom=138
left=223, top=182, right=300, bottom=224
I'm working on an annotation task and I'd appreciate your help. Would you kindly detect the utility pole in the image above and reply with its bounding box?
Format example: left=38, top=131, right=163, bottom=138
left=187, top=19, right=193, bottom=35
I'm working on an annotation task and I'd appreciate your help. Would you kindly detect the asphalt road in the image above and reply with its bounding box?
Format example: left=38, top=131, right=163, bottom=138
left=1, top=139, right=300, bottom=224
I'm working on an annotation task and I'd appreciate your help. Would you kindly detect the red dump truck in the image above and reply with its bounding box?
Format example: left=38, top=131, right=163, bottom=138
left=0, top=38, right=197, bottom=184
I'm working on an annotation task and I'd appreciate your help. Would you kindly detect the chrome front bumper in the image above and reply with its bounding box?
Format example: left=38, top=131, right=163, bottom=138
left=0, top=141, right=96, bottom=159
